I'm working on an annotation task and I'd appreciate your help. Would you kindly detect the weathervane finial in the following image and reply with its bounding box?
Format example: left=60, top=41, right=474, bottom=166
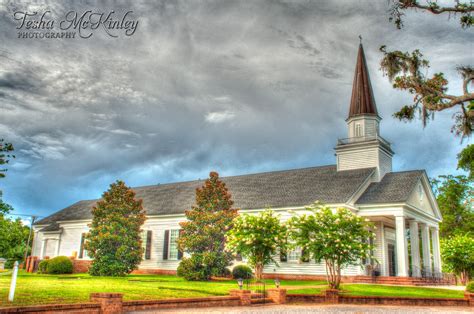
left=359, top=35, right=362, bottom=44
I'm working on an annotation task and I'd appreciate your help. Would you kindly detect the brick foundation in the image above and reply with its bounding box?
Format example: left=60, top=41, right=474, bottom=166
left=465, top=292, right=474, bottom=307
left=229, top=290, right=252, bottom=306
left=131, top=268, right=177, bottom=275
left=71, top=259, right=92, bottom=273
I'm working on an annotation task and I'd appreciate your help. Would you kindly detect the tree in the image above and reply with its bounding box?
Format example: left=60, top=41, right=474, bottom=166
left=289, top=203, right=375, bottom=290
left=431, top=175, right=474, bottom=238
left=177, top=171, right=238, bottom=280
left=85, top=180, right=146, bottom=276
left=225, top=209, right=287, bottom=280
left=458, top=144, right=474, bottom=179
left=441, top=234, right=474, bottom=284
left=389, top=0, right=473, bottom=29
left=0, top=139, right=14, bottom=178
left=0, top=203, right=30, bottom=266
left=381, top=1, right=474, bottom=138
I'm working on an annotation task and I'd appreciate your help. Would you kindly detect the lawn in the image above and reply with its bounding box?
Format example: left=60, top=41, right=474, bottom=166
left=0, top=272, right=464, bottom=307
left=288, top=284, right=465, bottom=299
left=0, top=271, right=323, bottom=307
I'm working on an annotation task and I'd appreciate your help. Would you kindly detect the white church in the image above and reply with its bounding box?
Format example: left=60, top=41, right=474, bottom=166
left=32, top=44, right=444, bottom=283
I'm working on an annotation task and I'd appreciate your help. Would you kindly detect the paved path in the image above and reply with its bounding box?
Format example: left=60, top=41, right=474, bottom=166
left=131, top=304, right=473, bottom=313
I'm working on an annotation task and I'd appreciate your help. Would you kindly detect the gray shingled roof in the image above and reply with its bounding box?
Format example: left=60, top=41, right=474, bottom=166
left=36, top=165, right=375, bottom=226
left=356, top=170, right=425, bottom=204
left=39, top=222, right=62, bottom=232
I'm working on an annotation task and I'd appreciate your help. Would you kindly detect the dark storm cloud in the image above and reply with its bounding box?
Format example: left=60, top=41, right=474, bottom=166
left=0, top=0, right=471, bottom=218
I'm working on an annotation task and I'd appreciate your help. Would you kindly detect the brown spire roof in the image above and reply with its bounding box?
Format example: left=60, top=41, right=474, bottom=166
left=348, top=44, right=378, bottom=119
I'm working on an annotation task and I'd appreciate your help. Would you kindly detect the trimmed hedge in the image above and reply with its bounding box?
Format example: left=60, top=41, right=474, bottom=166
left=467, top=281, right=474, bottom=293
left=38, top=260, right=50, bottom=273
left=46, top=256, right=73, bottom=274
left=232, top=264, right=253, bottom=279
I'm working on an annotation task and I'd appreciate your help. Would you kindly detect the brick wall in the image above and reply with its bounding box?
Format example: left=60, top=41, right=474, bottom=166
left=1, top=291, right=471, bottom=313
left=287, top=291, right=471, bottom=307
left=71, top=259, right=92, bottom=273
left=123, top=296, right=240, bottom=311
left=131, top=268, right=177, bottom=275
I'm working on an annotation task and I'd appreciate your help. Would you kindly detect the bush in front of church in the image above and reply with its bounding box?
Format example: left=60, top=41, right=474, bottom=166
left=232, top=264, right=253, bottom=279
left=177, top=252, right=229, bottom=281
left=38, top=259, right=50, bottom=273
left=46, top=256, right=73, bottom=274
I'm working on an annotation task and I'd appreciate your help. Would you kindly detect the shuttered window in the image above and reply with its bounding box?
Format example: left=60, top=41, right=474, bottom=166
left=162, top=229, right=182, bottom=261
left=168, top=229, right=179, bottom=260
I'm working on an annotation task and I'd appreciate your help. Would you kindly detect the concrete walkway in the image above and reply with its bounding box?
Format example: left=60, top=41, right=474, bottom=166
left=131, top=304, right=473, bottom=313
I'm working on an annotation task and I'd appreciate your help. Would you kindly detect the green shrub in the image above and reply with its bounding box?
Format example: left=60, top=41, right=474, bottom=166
left=177, top=255, right=210, bottom=281
left=46, top=256, right=73, bottom=274
left=38, top=259, right=50, bottom=273
left=467, top=281, right=474, bottom=293
left=4, top=259, right=15, bottom=269
left=232, top=264, right=253, bottom=279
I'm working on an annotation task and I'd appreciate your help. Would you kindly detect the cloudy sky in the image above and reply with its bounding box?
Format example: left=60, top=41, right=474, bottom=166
left=0, top=0, right=472, bottom=220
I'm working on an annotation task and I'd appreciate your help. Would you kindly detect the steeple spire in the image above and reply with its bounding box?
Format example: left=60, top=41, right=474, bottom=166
left=348, top=43, right=378, bottom=119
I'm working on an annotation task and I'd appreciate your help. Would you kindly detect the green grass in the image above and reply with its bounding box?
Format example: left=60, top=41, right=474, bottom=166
left=0, top=272, right=463, bottom=307
left=0, top=271, right=322, bottom=307
left=288, top=284, right=465, bottom=299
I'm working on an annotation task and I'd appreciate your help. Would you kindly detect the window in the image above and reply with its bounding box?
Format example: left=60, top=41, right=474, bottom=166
left=355, top=123, right=362, bottom=137
left=168, top=229, right=180, bottom=260
left=287, top=247, right=301, bottom=262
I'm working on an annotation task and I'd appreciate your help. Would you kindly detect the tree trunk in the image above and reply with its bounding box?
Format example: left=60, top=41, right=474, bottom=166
left=255, top=263, right=263, bottom=280
left=334, top=264, right=342, bottom=290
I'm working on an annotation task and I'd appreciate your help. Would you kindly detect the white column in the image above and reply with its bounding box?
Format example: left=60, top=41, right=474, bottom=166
left=421, top=224, right=432, bottom=274
left=395, top=215, right=408, bottom=277
left=431, top=227, right=442, bottom=276
left=379, top=222, right=388, bottom=276
left=409, top=220, right=421, bottom=277
left=40, top=239, right=46, bottom=259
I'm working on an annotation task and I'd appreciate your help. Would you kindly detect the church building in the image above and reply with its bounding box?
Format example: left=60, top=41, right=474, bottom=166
left=32, top=44, right=444, bottom=282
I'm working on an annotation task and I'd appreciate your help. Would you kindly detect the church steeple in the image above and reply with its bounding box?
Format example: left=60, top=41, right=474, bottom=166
left=348, top=44, right=378, bottom=119
left=335, top=42, right=394, bottom=181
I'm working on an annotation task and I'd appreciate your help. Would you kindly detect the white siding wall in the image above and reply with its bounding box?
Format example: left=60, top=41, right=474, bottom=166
left=139, top=218, right=182, bottom=270
left=34, top=212, right=374, bottom=277
left=59, top=224, right=89, bottom=258
left=378, top=150, right=392, bottom=179
left=348, top=116, right=379, bottom=138
left=265, top=260, right=362, bottom=276
left=32, top=231, right=43, bottom=256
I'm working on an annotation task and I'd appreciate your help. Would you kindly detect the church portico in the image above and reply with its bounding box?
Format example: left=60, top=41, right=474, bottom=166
left=359, top=207, right=441, bottom=279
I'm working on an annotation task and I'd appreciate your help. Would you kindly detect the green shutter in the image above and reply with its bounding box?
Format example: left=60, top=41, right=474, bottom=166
left=163, top=230, right=169, bottom=260
left=145, top=230, right=152, bottom=260
left=78, top=233, right=85, bottom=259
